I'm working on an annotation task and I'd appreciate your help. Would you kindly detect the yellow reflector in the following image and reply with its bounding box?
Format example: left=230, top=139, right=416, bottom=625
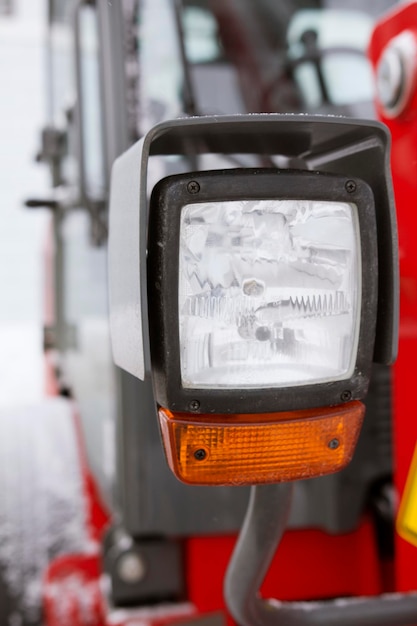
left=397, top=443, right=417, bottom=547
left=158, top=402, right=364, bottom=486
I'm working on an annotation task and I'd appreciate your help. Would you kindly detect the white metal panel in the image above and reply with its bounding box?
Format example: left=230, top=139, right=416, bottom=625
left=109, top=139, right=148, bottom=379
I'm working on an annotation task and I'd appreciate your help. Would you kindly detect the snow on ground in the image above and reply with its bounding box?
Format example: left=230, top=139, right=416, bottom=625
left=0, top=14, right=96, bottom=624
left=0, top=398, right=91, bottom=623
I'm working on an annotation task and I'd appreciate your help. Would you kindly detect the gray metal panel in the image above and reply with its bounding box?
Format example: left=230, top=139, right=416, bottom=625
left=115, top=368, right=250, bottom=537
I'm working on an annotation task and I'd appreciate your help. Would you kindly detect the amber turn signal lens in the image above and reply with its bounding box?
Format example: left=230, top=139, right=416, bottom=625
left=158, top=402, right=364, bottom=486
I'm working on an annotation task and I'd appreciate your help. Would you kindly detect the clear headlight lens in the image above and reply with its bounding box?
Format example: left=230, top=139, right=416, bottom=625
left=179, top=199, right=361, bottom=389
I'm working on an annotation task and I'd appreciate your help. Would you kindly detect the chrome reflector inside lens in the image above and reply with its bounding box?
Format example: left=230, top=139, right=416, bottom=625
left=179, top=199, right=361, bottom=389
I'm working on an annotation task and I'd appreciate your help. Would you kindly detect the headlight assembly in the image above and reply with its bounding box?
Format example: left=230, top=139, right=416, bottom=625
left=109, top=115, right=397, bottom=485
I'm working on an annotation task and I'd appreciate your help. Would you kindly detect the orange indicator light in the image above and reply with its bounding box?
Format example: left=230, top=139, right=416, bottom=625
left=158, top=402, right=364, bottom=486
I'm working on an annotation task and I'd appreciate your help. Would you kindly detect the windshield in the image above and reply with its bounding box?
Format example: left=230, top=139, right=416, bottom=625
left=137, top=0, right=398, bottom=135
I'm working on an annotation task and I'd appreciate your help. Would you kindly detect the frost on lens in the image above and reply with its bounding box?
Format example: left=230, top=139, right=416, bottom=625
left=179, top=199, right=360, bottom=388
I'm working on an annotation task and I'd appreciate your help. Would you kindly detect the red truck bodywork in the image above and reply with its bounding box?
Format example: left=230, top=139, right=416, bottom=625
left=369, top=0, right=417, bottom=594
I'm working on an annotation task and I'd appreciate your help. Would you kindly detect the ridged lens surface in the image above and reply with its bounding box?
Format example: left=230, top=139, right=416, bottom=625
left=179, top=199, right=360, bottom=389
left=159, top=402, right=364, bottom=485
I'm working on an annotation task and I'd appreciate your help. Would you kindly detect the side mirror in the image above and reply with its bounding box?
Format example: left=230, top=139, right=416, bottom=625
left=109, top=114, right=398, bottom=486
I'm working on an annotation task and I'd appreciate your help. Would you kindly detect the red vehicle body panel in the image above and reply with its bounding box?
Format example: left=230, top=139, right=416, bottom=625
left=369, top=0, right=417, bottom=593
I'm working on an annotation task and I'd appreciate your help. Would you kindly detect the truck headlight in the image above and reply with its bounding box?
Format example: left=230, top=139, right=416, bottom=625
left=109, top=115, right=398, bottom=486
left=149, top=168, right=376, bottom=411
left=178, top=197, right=359, bottom=389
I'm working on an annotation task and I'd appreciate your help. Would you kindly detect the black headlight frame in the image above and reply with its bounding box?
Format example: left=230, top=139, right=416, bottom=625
left=109, top=114, right=398, bottom=412
left=148, top=168, right=379, bottom=415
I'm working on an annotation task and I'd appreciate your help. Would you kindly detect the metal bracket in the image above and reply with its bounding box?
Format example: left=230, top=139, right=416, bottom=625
left=225, top=484, right=417, bottom=626
left=36, top=126, right=67, bottom=187
left=103, top=528, right=184, bottom=607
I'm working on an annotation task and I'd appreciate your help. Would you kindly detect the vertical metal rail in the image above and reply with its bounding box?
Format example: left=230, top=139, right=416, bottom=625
left=225, top=483, right=417, bottom=626
left=73, top=0, right=107, bottom=245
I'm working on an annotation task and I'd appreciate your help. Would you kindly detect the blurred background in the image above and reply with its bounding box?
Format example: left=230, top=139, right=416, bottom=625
left=0, top=0, right=48, bottom=408
left=0, top=2, right=410, bottom=626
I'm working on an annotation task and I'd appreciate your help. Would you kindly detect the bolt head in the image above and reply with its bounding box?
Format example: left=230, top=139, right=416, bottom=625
left=328, top=438, right=340, bottom=450
left=341, top=390, right=352, bottom=402
left=117, top=552, right=146, bottom=584
left=187, top=181, right=200, bottom=194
